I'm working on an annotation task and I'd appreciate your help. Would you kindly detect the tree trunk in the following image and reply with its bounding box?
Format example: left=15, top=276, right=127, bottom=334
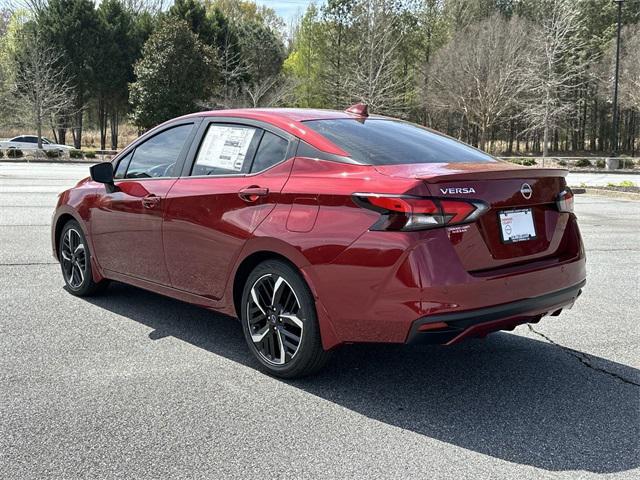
left=507, top=120, right=514, bottom=154
left=590, top=97, right=597, bottom=151
left=98, top=96, right=107, bottom=151
left=479, top=123, right=487, bottom=151
left=110, top=108, right=119, bottom=150
left=632, top=110, right=637, bottom=157
left=73, top=90, right=83, bottom=149
left=36, top=107, right=43, bottom=151
left=58, top=127, right=66, bottom=146
left=543, top=123, right=549, bottom=158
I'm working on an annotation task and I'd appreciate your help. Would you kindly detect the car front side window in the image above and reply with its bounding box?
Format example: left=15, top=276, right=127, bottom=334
left=124, top=124, right=193, bottom=179
left=114, top=151, right=133, bottom=179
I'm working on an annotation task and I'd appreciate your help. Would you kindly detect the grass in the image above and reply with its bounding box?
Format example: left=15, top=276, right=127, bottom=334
left=606, top=180, right=637, bottom=188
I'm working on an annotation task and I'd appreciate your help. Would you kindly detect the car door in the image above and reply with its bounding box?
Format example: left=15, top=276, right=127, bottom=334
left=90, top=120, right=199, bottom=285
left=163, top=119, right=296, bottom=299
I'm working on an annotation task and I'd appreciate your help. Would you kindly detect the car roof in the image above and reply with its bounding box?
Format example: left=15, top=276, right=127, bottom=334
left=177, top=108, right=388, bottom=157
left=202, top=108, right=386, bottom=122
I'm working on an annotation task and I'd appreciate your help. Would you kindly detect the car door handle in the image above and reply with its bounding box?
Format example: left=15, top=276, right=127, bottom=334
left=142, top=194, right=161, bottom=209
left=238, top=186, right=269, bottom=203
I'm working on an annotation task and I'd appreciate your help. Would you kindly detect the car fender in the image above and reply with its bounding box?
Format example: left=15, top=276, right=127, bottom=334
left=51, top=190, right=105, bottom=283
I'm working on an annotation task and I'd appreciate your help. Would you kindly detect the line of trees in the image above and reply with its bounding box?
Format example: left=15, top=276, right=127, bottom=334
left=285, top=0, right=640, bottom=155
left=0, top=0, right=639, bottom=156
left=0, top=0, right=287, bottom=149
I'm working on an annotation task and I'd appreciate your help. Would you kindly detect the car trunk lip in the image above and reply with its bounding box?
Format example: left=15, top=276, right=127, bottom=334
left=373, top=162, right=568, bottom=182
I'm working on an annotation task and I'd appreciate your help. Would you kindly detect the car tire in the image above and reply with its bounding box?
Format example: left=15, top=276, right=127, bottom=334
left=58, top=220, right=108, bottom=296
left=240, top=260, right=332, bottom=378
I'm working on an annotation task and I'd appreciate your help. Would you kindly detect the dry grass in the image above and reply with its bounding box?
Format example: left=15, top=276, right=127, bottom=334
left=0, top=123, right=139, bottom=150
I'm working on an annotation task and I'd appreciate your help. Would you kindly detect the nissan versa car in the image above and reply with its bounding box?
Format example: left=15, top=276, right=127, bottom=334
left=51, top=105, right=586, bottom=377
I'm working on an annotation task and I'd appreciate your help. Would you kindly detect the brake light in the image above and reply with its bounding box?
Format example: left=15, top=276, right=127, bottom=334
left=353, top=194, right=488, bottom=231
left=557, top=188, right=574, bottom=213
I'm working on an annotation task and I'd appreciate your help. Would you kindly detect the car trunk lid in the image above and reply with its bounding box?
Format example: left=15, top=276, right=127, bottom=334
left=375, top=162, right=571, bottom=272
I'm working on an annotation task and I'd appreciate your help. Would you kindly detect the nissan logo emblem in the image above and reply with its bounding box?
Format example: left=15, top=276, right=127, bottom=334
left=521, top=183, right=533, bottom=200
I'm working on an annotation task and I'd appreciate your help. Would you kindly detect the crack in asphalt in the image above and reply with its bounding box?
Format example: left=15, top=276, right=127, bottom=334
left=527, top=325, right=640, bottom=387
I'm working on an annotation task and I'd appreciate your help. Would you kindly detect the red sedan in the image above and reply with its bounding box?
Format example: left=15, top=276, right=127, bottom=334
left=51, top=106, right=586, bottom=377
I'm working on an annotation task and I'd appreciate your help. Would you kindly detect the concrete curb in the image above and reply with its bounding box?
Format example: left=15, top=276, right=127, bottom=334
left=0, top=158, right=98, bottom=164
left=577, top=188, right=640, bottom=201
left=567, top=169, right=639, bottom=175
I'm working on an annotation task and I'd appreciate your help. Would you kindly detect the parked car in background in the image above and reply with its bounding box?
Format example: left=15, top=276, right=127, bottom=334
left=0, top=135, right=72, bottom=154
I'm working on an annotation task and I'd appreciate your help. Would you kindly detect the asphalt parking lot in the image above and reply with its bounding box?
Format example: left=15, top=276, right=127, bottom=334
left=1, top=162, right=638, bottom=479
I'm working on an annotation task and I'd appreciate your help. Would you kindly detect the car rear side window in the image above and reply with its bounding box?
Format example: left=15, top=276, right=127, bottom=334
left=303, top=119, right=496, bottom=165
left=250, top=131, right=288, bottom=173
left=125, top=124, right=193, bottom=179
left=192, top=124, right=261, bottom=176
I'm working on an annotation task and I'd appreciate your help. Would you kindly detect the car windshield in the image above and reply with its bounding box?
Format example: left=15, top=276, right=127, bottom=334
left=303, top=119, right=496, bottom=165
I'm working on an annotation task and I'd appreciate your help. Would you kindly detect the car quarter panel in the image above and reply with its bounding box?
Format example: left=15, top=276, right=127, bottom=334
left=305, top=224, right=585, bottom=344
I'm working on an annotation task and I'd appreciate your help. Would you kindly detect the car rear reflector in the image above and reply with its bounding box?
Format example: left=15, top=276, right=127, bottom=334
left=556, top=188, right=574, bottom=213
left=418, top=321, right=449, bottom=331
left=352, top=193, right=488, bottom=231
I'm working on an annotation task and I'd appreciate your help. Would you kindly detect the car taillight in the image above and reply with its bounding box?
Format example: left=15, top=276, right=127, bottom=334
left=352, top=193, right=488, bottom=231
left=557, top=188, right=574, bottom=213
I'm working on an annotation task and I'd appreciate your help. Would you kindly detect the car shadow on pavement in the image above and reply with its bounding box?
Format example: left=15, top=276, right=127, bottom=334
left=85, top=282, right=640, bottom=474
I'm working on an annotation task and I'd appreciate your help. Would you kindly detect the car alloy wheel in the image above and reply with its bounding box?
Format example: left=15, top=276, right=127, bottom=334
left=246, top=273, right=304, bottom=365
left=60, top=227, right=87, bottom=290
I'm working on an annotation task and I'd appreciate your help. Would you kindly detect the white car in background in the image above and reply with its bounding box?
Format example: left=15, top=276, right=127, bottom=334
left=0, top=135, right=73, bottom=154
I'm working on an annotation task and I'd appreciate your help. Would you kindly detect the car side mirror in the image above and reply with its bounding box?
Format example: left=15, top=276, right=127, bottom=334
left=90, top=162, right=117, bottom=193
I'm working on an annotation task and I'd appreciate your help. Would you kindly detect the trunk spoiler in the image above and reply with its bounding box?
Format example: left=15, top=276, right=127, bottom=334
left=374, top=163, right=568, bottom=183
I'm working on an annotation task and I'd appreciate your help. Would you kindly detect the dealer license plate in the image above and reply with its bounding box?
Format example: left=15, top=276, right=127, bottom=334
left=498, top=208, right=536, bottom=243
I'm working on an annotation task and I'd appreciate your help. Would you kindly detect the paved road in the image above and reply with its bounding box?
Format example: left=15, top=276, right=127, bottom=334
left=1, top=162, right=639, bottom=479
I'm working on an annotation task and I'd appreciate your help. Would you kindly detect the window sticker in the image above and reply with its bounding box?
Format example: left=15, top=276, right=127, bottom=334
left=196, top=125, right=256, bottom=171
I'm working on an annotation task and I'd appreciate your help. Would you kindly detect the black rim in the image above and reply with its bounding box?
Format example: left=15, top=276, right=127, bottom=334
left=246, top=274, right=304, bottom=365
left=60, top=228, right=86, bottom=289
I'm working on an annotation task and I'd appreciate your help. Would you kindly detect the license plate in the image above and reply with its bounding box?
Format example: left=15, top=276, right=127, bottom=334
left=498, top=208, right=536, bottom=243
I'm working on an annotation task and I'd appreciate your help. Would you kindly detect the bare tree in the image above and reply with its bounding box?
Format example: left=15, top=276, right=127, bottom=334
left=427, top=14, right=532, bottom=151
left=121, top=0, right=169, bottom=14
left=519, top=0, right=588, bottom=157
left=216, top=25, right=247, bottom=109
left=244, top=74, right=297, bottom=108
left=343, top=0, right=409, bottom=114
left=9, top=32, right=75, bottom=151
left=618, top=24, right=640, bottom=112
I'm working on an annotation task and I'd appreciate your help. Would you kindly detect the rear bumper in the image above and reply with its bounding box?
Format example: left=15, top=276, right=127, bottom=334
left=406, top=280, right=585, bottom=345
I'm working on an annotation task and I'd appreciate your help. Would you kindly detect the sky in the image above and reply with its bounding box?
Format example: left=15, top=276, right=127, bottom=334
left=0, top=1, right=319, bottom=26
left=254, top=0, right=316, bottom=24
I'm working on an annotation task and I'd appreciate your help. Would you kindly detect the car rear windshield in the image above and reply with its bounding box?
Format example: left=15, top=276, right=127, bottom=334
left=303, top=119, right=496, bottom=165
